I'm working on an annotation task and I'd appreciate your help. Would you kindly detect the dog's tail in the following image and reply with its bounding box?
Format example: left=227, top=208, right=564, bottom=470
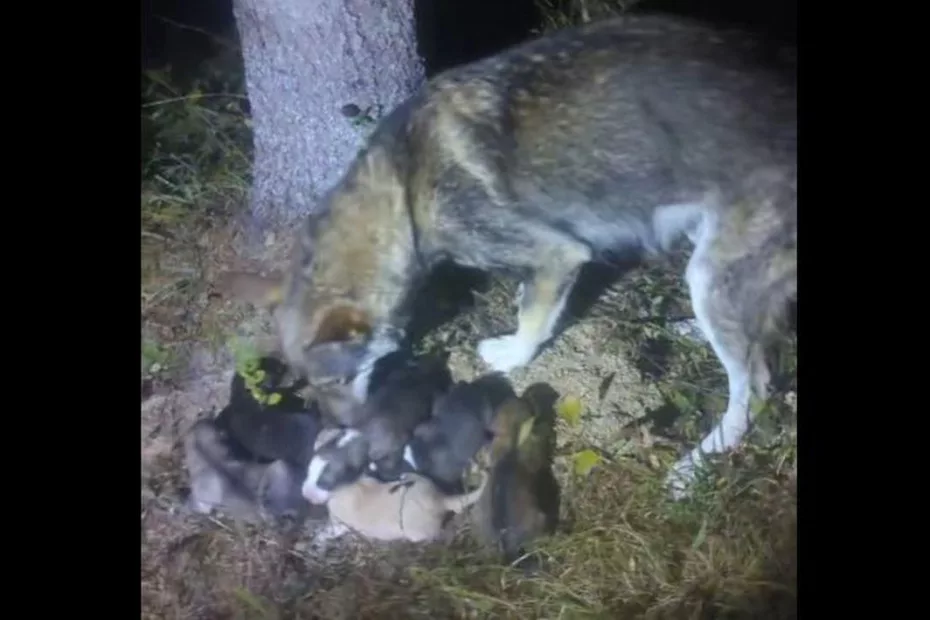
left=442, top=472, right=488, bottom=513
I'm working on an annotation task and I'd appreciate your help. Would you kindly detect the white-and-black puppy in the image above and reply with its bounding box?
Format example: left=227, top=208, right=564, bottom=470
left=302, top=353, right=454, bottom=502
left=301, top=427, right=370, bottom=504
left=404, top=373, right=516, bottom=494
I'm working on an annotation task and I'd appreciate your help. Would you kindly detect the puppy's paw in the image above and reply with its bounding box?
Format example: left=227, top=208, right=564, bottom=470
left=477, top=335, right=535, bottom=373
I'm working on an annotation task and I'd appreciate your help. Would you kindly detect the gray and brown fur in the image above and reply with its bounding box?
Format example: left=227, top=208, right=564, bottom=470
left=226, top=14, right=797, bottom=497
left=472, top=383, right=561, bottom=565
left=183, top=419, right=310, bottom=523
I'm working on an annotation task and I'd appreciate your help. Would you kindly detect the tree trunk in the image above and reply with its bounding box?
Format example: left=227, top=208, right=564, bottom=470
left=232, top=0, right=425, bottom=228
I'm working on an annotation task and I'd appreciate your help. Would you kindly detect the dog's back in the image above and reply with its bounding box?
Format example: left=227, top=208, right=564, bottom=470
left=408, top=14, right=796, bottom=265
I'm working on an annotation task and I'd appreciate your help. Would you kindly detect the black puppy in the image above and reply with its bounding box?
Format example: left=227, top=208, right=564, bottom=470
left=214, top=356, right=323, bottom=467
left=356, top=352, right=453, bottom=476
left=403, top=373, right=516, bottom=493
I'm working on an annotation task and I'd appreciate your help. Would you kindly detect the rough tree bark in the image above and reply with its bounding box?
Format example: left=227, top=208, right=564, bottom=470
left=232, top=0, right=425, bottom=228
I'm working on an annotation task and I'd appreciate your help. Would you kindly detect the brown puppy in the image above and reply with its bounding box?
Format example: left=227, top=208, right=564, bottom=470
left=472, top=383, right=561, bottom=566
left=324, top=471, right=487, bottom=543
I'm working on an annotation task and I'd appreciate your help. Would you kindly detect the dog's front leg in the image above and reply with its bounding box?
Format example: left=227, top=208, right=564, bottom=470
left=478, top=245, right=590, bottom=373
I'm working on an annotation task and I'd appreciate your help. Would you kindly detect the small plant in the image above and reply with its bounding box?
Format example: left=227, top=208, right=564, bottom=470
left=142, top=338, right=173, bottom=377
left=229, top=337, right=282, bottom=406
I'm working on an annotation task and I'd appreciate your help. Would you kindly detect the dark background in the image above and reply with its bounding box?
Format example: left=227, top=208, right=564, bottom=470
left=141, top=0, right=797, bottom=79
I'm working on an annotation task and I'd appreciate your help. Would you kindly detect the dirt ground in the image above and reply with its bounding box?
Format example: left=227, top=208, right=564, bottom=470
left=141, top=217, right=796, bottom=619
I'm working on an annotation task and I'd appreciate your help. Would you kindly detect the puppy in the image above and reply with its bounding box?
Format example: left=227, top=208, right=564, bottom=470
left=472, top=383, right=561, bottom=566
left=214, top=402, right=323, bottom=467
left=302, top=427, right=370, bottom=504
left=325, top=471, right=488, bottom=543
left=183, top=418, right=309, bottom=522
left=214, top=355, right=322, bottom=466
left=311, top=350, right=413, bottom=427
left=317, top=352, right=453, bottom=477
left=405, top=373, right=516, bottom=493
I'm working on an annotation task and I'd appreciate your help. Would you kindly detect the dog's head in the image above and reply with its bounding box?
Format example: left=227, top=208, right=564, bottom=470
left=302, top=428, right=370, bottom=504
left=215, top=268, right=397, bottom=398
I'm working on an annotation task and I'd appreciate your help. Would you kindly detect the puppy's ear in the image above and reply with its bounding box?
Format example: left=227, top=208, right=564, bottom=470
left=215, top=270, right=284, bottom=308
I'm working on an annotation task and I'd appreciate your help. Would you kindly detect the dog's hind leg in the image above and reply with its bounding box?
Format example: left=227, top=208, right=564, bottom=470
left=666, top=204, right=796, bottom=500
left=478, top=238, right=592, bottom=373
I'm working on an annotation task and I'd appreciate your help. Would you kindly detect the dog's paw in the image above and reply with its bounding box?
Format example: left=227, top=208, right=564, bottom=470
left=477, top=335, right=534, bottom=373
left=665, top=453, right=700, bottom=501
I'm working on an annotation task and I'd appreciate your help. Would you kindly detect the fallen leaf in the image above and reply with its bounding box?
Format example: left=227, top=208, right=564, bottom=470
left=572, top=449, right=602, bottom=477
left=691, top=518, right=709, bottom=550
left=647, top=453, right=661, bottom=470
left=556, top=395, right=584, bottom=427
left=517, top=415, right=536, bottom=447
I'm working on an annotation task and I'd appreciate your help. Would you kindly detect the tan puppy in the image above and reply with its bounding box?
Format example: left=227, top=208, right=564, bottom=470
left=324, top=471, right=487, bottom=543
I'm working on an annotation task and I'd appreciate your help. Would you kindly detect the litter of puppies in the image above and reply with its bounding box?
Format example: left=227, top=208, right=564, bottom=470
left=180, top=352, right=563, bottom=563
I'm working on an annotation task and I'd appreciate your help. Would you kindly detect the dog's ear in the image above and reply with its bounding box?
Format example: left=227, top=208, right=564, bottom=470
left=313, top=304, right=372, bottom=345
left=301, top=304, right=374, bottom=380
left=215, top=270, right=284, bottom=308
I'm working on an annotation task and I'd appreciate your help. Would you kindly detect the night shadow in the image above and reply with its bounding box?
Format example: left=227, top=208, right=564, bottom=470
left=403, top=260, right=490, bottom=348
left=564, top=253, right=645, bottom=323
left=640, top=399, right=686, bottom=436
left=414, top=0, right=542, bottom=76
left=635, top=334, right=676, bottom=382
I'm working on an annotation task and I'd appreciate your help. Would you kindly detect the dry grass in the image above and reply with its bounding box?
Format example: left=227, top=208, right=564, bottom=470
left=141, top=4, right=797, bottom=618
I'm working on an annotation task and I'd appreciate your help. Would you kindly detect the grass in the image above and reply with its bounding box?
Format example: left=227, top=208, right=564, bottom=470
left=141, top=3, right=797, bottom=618
left=141, top=43, right=254, bottom=387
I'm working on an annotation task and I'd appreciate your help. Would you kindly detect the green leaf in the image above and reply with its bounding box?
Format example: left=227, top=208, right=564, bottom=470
left=267, top=392, right=282, bottom=406
left=517, top=415, right=536, bottom=447
left=556, top=395, right=583, bottom=427
left=668, top=389, right=694, bottom=414
left=232, top=587, right=274, bottom=618
left=691, top=518, right=709, bottom=550
left=572, top=449, right=602, bottom=478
